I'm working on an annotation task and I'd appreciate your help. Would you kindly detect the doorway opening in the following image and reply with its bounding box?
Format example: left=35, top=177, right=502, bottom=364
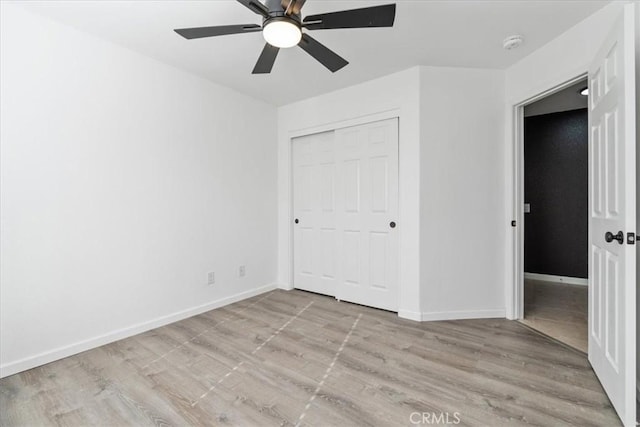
left=514, top=76, right=589, bottom=352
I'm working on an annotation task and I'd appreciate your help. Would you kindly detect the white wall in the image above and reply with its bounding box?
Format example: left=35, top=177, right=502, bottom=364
left=503, top=1, right=626, bottom=319
left=277, top=68, right=422, bottom=319
left=0, top=4, right=278, bottom=377
left=419, top=67, right=506, bottom=320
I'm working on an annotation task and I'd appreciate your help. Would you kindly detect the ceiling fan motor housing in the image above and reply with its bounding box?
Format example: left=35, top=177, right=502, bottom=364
left=265, top=0, right=301, bottom=20
left=264, top=15, right=302, bottom=28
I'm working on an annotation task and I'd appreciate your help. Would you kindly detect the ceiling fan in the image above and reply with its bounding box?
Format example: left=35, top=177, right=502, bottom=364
left=174, top=0, right=396, bottom=74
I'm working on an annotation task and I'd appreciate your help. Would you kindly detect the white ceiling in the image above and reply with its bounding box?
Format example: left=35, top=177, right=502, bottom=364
left=16, top=0, right=610, bottom=106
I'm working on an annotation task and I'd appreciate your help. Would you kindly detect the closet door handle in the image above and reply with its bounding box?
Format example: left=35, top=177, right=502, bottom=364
left=605, top=231, right=623, bottom=244
left=389, top=221, right=396, bottom=228
left=294, top=218, right=299, bottom=224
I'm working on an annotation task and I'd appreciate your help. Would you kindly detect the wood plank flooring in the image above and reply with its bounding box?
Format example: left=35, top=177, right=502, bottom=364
left=520, top=279, right=588, bottom=353
left=0, top=289, right=620, bottom=426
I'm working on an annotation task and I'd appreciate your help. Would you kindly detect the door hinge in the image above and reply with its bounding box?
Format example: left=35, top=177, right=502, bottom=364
left=511, top=220, right=517, bottom=227
left=627, top=232, right=635, bottom=245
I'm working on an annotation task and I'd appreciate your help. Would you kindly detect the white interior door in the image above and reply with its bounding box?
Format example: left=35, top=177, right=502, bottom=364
left=588, top=6, right=636, bottom=427
left=292, top=118, right=399, bottom=311
left=292, top=131, right=337, bottom=296
left=334, top=118, right=399, bottom=311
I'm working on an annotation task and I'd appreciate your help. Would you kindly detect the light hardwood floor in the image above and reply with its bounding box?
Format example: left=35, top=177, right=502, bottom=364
left=0, top=289, right=619, bottom=426
left=520, top=279, right=588, bottom=353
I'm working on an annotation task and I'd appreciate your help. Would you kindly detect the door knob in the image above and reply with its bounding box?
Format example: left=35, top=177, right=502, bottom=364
left=389, top=221, right=396, bottom=228
left=605, top=231, right=624, bottom=244
left=294, top=218, right=299, bottom=224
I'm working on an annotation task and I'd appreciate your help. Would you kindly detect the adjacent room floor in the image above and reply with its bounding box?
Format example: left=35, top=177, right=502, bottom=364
left=0, top=289, right=617, bottom=426
left=520, top=279, right=588, bottom=353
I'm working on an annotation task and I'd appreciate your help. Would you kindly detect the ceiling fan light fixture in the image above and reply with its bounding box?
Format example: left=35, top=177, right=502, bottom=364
left=263, top=18, right=302, bottom=48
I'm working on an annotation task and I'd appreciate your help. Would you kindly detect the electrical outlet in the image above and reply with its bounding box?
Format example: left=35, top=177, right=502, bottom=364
left=207, top=272, right=215, bottom=285
left=238, top=265, right=246, bottom=278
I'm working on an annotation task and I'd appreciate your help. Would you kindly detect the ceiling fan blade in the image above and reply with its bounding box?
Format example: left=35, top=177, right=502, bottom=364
left=303, top=4, right=396, bottom=30
left=252, top=43, right=280, bottom=74
left=298, top=34, right=348, bottom=73
left=281, top=0, right=307, bottom=15
left=174, top=24, right=261, bottom=39
left=236, top=0, right=270, bottom=18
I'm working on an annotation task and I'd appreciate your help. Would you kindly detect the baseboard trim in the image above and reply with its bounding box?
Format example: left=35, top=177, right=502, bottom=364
left=399, top=308, right=505, bottom=322
left=524, top=272, right=588, bottom=286
left=0, top=283, right=276, bottom=379
left=276, top=282, right=294, bottom=291
left=420, top=308, right=506, bottom=322
left=398, top=310, right=423, bottom=321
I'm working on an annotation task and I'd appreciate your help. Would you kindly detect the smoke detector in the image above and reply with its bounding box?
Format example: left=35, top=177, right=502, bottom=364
left=503, top=35, right=524, bottom=50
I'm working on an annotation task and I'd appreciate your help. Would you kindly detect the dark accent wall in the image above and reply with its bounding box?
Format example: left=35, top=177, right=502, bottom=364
left=524, top=109, right=588, bottom=278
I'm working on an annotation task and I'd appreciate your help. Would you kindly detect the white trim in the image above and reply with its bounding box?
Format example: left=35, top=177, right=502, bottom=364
left=420, top=309, right=506, bottom=322
left=0, top=284, right=276, bottom=379
left=276, top=282, right=294, bottom=291
left=287, top=109, right=400, bottom=140
left=400, top=309, right=506, bottom=322
left=524, top=273, right=588, bottom=286
left=398, top=310, right=422, bottom=321
left=510, top=103, right=525, bottom=320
